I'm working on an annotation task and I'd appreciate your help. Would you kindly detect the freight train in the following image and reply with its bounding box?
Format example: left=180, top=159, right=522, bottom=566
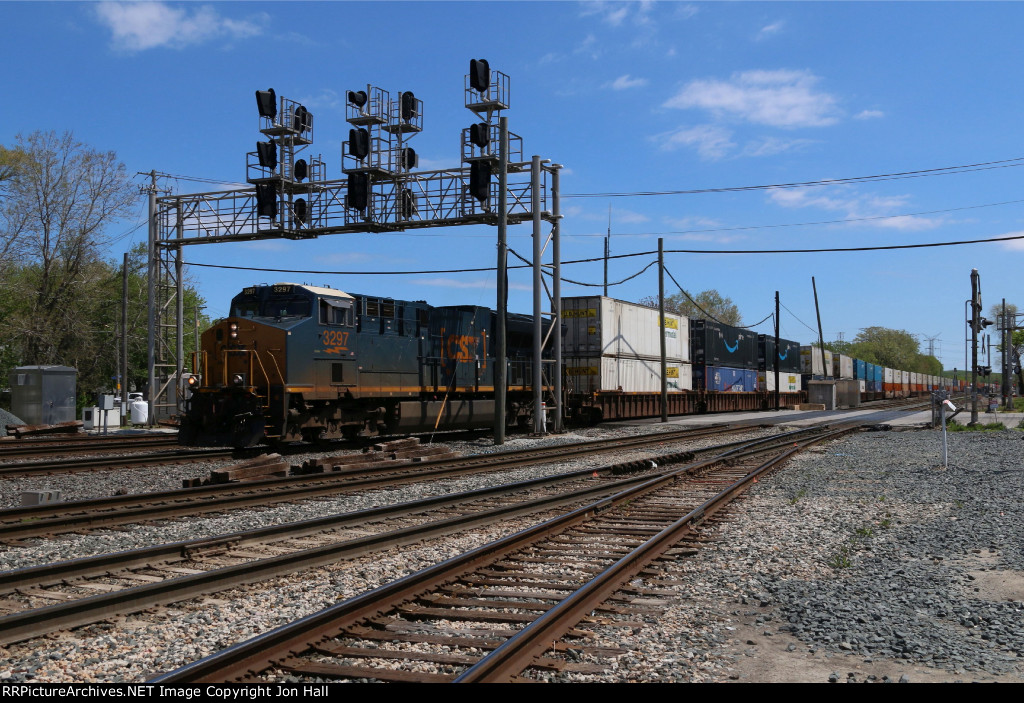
left=180, top=283, right=553, bottom=447
left=180, top=284, right=962, bottom=446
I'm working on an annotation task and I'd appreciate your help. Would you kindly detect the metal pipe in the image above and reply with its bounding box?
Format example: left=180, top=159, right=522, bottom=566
left=551, top=164, right=563, bottom=433
left=146, top=171, right=157, bottom=427
left=532, top=155, right=543, bottom=434
left=659, top=239, right=667, bottom=423
left=774, top=291, right=780, bottom=412
left=495, top=117, right=508, bottom=445
left=122, top=252, right=129, bottom=423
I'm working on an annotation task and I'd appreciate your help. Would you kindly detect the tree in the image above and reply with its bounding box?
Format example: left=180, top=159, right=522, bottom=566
left=0, top=131, right=139, bottom=400
left=989, top=302, right=1024, bottom=394
left=847, top=327, right=920, bottom=370
left=639, top=289, right=742, bottom=326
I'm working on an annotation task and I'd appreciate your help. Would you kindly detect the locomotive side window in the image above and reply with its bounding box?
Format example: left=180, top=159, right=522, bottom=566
left=319, top=299, right=353, bottom=326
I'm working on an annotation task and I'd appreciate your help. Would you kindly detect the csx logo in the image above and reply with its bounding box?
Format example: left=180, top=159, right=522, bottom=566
left=443, top=334, right=479, bottom=363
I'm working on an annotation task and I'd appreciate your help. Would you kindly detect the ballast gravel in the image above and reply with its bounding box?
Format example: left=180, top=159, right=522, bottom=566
left=544, top=428, right=1024, bottom=683
left=2, top=424, right=1022, bottom=683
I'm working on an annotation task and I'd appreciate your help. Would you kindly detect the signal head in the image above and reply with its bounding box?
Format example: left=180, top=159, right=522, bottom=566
left=470, top=59, right=490, bottom=92
left=256, top=89, right=276, bottom=119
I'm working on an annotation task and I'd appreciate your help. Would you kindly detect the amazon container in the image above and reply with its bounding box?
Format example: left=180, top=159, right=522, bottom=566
left=695, top=365, right=758, bottom=392
left=561, top=296, right=688, bottom=361
left=757, top=335, right=802, bottom=373
left=833, top=354, right=854, bottom=380
left=758, top=371, right=801, bottom=393
left=690, top=320, right=758, bottom=370
left=799, top=347, right=834, bottom=377
left=564, top=356, right=693, bottom=393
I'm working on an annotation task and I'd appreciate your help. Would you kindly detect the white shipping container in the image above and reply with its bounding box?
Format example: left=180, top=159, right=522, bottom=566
left=758, top=371, right=800, bottom=393
left=800, top=347, right=834, bottom=376
left=561, top=296, right=689, bottom=362
left=565, top=356, right=693, bottom=393
left=884, top=367, right=894, bottom=383
left=832, top=354, right=854, bottom=379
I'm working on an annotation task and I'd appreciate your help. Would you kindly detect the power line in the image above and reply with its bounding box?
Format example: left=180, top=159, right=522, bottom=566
left=563, top=157, right=1024, bottom=199
left=184, top=231, right=1024, bottom=276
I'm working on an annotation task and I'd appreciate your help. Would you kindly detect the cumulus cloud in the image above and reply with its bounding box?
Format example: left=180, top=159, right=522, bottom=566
left=95, top=2, right=264, bottom=51
left=664, top=69, right=841, bottom=128
left=606, top=74, right=648, bottom=90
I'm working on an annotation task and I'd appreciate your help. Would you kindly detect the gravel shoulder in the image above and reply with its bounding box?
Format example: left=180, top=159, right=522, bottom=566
left=556, top=427, right=1024, bottom=683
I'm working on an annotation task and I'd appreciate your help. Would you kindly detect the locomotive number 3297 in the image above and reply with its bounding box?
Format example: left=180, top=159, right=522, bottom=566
left=321, top=329, right=350, bottom=352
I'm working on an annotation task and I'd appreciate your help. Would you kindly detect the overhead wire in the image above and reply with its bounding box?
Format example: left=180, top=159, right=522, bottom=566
left=563, top=157, right=1024, bottom=199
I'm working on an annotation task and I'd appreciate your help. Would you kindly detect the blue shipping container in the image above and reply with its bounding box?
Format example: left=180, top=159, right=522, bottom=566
left=698, top=365, right=757, bottom=392
left=854, top=358, right=868, bottom=380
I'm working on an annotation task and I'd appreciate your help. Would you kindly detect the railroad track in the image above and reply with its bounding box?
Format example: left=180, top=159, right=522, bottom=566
left=149, top=422, right=859, bottom=683
left=0, top=424, right=835, bottom=649
left=0, top=423, right=765, bottom=542
left=0, top=434, right=180, bottom=461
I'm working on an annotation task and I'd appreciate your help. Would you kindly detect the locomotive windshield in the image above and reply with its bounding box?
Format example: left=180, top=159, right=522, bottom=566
left=231, top=289, right=312, bottom=319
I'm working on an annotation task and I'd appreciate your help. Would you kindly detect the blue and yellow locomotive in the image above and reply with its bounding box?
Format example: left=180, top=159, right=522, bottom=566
left=181, top=283, right=551, bottom=447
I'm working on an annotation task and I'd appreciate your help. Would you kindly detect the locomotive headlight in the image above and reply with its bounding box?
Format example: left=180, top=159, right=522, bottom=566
left=230, top=322, right=238, bottom=339
left=232, top=373, right=245, bottom=387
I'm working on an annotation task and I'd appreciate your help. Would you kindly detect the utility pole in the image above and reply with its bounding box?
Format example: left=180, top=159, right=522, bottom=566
left=970, top=268, right=980, bottom=425
left=603, top=205, right=610, bottom=297
left=145, top=170, right=157, bottom=427
left=658, top=238, right=667, bottom=422
left=494, top=117, right=509, bottom=445
left=774, top=291, right=780, bottom=412
left=122, top=252, right=129, bottom=424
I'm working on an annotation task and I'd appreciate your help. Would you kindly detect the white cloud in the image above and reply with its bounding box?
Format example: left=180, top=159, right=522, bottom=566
left=612, top=208, right=649, bottom=224
left=855, top=109, right=885, bottom=120
left=606, top=74, right=648, bottom=90
left=768, top=187, right=943, bottom=231
left=656, top=124, right=736, bottom=160
left=664, top=69, right=841, bottom=128
left=757, top=21, right=785, bottom=39
left=580, top=1, right=655, bottom=26
left=740, top=136, right=814, bottom=158
left=662, top=216, right=722, bottom=229
left=994, top=232, right=1024, bottom=251
left=95, top=2, right=264, bottom=51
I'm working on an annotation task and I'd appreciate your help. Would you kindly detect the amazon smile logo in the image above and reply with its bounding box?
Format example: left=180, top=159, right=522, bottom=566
left=725, top=339, right=739, bottom=353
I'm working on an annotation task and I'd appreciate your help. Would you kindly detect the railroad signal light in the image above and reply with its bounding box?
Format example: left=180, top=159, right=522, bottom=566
left=470, top=59, right=490, bottom=92
left=399, top=188, right=417, bottom=220
left=400, top=147, right=418, bottom=171
left=293, top=105, right=312, bottom=133
left=400, top=91, right=417, bottom=121
left=469, top=160, right=490, bottom=203
left=349, top=128, right=370, bottom=160
left=293, top=159, right=308, bottom=182
left=256, top=141, right=277, bottom=170
left=293, top=198, right=308, bottom=225
left=347, top=172, right=370, bottom=211
left=256, top=89, right=276, bottom=119
left=255, top=183, right=278, bottom=219
left=469, top=123, right=489, bottom=149
left=347, top=90, right=368, bottom=108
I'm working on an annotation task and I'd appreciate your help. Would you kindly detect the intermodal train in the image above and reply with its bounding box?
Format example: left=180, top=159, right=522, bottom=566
left=180, top=284, right=962, bottom=446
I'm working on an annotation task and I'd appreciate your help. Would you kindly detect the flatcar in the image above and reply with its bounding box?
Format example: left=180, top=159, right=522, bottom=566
left=180, top=283, right=553, bottom=447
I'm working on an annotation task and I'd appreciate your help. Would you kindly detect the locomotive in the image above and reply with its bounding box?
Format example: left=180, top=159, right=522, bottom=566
left=180, top=283, right=553, bottom=447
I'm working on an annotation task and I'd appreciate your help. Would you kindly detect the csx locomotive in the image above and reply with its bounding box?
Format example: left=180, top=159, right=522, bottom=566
left=180, top=283, right=552, bottom=447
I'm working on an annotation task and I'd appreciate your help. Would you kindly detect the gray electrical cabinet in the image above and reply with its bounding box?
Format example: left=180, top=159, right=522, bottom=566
left=9, top=365, right=77, bottom=425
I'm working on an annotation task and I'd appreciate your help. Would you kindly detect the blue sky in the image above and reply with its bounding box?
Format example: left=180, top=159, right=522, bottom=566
left=3, top=1, right=1023, bottom=372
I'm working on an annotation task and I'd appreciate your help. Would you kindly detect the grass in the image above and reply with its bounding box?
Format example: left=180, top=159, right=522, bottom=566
left=828, top=546, right=853, bottom=569
left=946, top=420, right=1006, bottom=432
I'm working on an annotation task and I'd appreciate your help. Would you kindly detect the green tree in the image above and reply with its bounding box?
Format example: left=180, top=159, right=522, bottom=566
left=847, top=327, right=920, bottom=370
left=639, top=289, right=742, bottom=325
